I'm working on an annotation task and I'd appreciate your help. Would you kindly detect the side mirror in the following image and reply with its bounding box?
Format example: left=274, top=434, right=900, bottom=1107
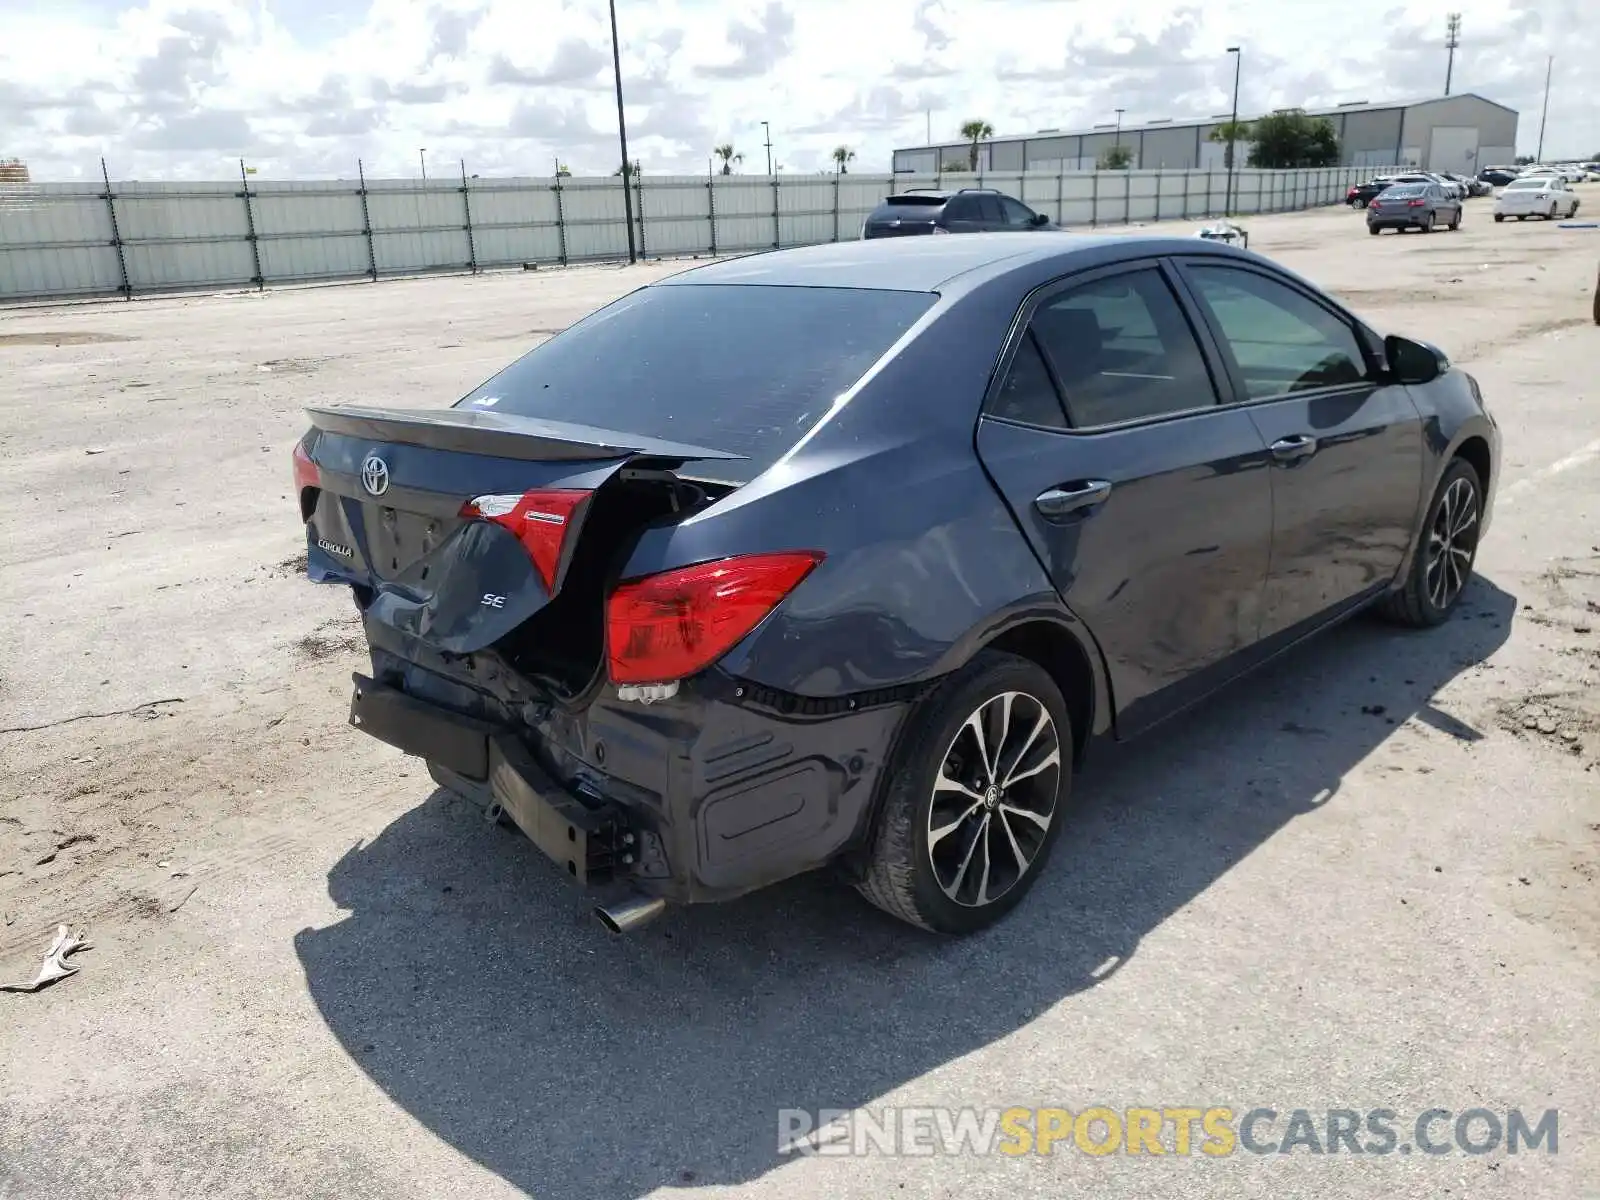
left=1030, top=212, right=1050, bottom=227
left=1385, top=334, right=1448, bottom=385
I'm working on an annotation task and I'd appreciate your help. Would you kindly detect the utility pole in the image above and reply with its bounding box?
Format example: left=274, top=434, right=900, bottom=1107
left=1535, top=55, right=1552, bottom=162
left=1444, top=13, right=1461, bottom=95
left=1114, top=107, right=1124, bottom=148
left=607, top=0, right=637, bottom=263
left=419, top=148, right=427, bottom=180
left=761, top=120, right=773, bottom=176
left=1225, top=46, right=1242, bottom=216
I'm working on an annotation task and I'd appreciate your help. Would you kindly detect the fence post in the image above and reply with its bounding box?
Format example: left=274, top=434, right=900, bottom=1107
left=1206, top=169, right=1214, bottom=217
left=1154, top=169, right=1162, bottom=222
left=707, top=165, right=717, bottom=256
left=460, top=160, right=477, bottom=274
left=832, top=172, right=840, bottom=242
left=236, top=159, right=264, bottom=290
left=553, top=173, right=568, bottom=266
left=635, top=173, right=646, bottom=260
left=99, top=157, right=132, bottom=300
left=1055, top=165, right=1064, bottom=224
left=1091, top=170, right=1099, bottom=227
left=357, top=159, right=378, bottom=281
left=771, top=175, right=780, bottom=249
left=1123, top=169, right=1131, bottom=224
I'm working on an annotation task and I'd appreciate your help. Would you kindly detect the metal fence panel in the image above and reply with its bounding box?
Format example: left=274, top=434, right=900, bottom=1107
left=1, top=163, right=1399, bottom=303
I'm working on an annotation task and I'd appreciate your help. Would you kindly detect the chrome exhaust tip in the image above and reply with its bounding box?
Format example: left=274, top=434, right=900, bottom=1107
left=594, top=894, right=667, bottom=935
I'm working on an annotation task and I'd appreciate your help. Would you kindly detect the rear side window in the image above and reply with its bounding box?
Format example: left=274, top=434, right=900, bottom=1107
left=975, top=195, right=1005, bottom=222
left=987, top=333, right=1067, bottom=428
left=1028, top=268, right=1218, bottom=427
left=461, top=284, right=935, bottom=482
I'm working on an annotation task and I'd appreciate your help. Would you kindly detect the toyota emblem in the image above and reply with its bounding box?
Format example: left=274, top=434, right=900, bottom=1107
left=361, top=454, right=390, bottom=497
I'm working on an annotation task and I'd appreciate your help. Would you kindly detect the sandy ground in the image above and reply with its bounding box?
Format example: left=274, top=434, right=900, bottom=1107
left=2, top=197, right=1598, bottom=1200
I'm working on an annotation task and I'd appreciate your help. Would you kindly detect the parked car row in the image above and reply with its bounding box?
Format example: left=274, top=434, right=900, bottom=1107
left=1347, top=171, right=1482, bottom=208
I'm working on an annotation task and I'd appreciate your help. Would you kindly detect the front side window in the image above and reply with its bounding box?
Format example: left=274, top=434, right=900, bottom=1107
left=1185, top=265, right=1369, bottom=401
left=1000, top=196, right=1035, bottom=226
left=1026, top=268, right=1218, bottom=427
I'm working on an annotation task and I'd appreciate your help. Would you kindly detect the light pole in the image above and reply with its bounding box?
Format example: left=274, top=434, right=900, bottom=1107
left=1535, top=55, right=1553, bottom=162
left=607, top=0, right=637, bottom=263
left=1114, top=108, right=1124, bottom=145
left=761, top=120, right=773, bottom=176
left=419, top=148, right=427, bottom=180
left=1225, top=46, right=1241, bottom=216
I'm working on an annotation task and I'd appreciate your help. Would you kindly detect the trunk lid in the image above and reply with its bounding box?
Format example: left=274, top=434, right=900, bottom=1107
left=298, top=405, right=742, bottom=668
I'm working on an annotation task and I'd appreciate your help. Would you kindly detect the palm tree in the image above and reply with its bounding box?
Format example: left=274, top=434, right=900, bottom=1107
left=1208, top=120, right=1253, bottom=170
left=960, top=119, right=994, bottom=171
left=831, top=146, right=855, bottom=174
left=714, top=144, right=743, bottom=175
left=612, top=159, right=641, bottom=177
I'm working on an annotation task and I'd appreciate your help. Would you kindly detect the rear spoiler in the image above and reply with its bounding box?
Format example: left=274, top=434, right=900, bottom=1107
left=304, top=405, right=745, bottom=465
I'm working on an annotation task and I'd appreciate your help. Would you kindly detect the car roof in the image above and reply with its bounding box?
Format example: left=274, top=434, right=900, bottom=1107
left=653, top=232, right=1254, bottom=294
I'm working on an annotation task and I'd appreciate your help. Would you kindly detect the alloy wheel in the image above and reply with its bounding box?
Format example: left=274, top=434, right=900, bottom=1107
left=927, top=691, right=1061, bottom=908
left=1425, top=476, right=1479, bottom=610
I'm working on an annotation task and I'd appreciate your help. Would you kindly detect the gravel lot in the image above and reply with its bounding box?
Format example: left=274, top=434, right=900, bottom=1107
left=3, top=197, right=1599, bottom=1200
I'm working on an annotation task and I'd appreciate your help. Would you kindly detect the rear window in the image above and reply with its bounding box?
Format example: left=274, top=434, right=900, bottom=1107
left=1506, top=179, right=1545, bottom=190
left=458, top=284, right=936, bottom=483
left=1381, top=185, right=1425, bottom=197
left=883, top=194, right=947, bottom=207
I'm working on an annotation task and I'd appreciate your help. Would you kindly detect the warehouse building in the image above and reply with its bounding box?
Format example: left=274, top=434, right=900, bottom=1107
left=893, top=94, right=1518, bottom=175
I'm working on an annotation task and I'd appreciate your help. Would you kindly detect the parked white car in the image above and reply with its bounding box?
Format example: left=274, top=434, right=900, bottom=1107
left=1494, top=176, right=1582, bottom=221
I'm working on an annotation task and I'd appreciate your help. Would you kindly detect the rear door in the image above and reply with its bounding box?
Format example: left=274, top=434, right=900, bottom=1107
left=1172, top=258, right=1424, bottom=639
left=975, top=260, right=1276, bottom=733
left=941, top=195, right=986, bottom=232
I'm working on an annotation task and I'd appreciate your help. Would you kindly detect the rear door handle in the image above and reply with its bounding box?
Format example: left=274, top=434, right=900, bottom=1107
left=1034, top=480, right=1112, bottom=519
left=1270, top=434, right=1319, bottom=463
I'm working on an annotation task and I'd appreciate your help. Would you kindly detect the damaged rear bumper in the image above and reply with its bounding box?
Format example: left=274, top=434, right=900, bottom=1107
left=351, top=675, right=630, bottom=885
left=347, top=670, right=913, bottom=905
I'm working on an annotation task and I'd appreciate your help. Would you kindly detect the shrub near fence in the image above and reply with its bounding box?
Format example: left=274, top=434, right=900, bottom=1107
left=0, top=164, right=1381, bottom=303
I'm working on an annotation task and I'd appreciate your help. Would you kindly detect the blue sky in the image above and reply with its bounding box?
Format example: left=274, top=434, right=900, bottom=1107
left=1, top=0, right=1594, bottom=181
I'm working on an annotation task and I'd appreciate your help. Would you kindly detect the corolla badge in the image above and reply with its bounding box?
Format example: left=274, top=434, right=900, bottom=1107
left=361, top=454, right=390, bottom=497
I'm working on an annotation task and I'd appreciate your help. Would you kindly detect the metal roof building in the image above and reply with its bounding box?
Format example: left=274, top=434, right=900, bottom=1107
left=893, top=93, right=1518, bottom=175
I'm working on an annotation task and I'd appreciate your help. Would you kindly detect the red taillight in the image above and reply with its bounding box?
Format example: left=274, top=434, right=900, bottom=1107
left=1347, top=187, right=1358, bottom=196
left=1408, top=198, right=1426, bottom=207
left=461, top=489, right=590, bottom=593
left=292, top=442, right=319, bottom=492
left=606, top=552, right=824, bottom=685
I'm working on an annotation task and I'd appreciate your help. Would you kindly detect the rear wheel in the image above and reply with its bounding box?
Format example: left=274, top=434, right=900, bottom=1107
left=1368, top=225, right=1381, bottom=235
left=857, top=651, right=1070, bottom=934
left=1376, top=458, right=1483, bottom=628
left=1494, top=213, right=1505, bottom=222
left=1449, top=208, right=1462, bottom=230
left=1420, top=213, right=1435, bottom=233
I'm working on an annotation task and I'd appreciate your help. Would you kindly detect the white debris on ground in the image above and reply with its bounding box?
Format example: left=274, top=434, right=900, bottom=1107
left=2, top=925, right=92, bottom=993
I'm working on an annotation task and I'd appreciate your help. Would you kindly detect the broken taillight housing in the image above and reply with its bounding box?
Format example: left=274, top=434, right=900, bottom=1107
left=461, top=489, right=591, bottom=593
left=606, top=551, right=824, bottom=685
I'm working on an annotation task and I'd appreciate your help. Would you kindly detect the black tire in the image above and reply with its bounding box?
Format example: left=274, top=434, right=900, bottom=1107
left=1449, top=208, right=1461, bottom=230
left=1376, top=458, right=1484, bottom=628
left=1517, top=214, right=1526, bottom=221
left=856, top=651, right=1072, bottom=934
left=1494, top=214, right=1504, bottom=222
left=1368, top=225, right=1381, bottom=235
left=1420, top=213, right=1435, bottom=233
left=1356, top=197, right=1369, bottom=209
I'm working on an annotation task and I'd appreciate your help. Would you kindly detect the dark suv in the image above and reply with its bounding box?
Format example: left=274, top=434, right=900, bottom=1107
left=862, top=188, right=1055, bottom=238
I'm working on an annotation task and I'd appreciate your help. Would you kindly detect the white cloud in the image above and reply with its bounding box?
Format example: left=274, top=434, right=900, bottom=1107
left=1, top=0, right=1595, bottom=180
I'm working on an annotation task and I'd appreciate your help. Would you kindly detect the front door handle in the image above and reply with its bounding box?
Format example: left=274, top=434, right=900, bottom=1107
left=1270, top=434, right=1319, bottom=463
left=1034, top=480, right=1112, bottom=519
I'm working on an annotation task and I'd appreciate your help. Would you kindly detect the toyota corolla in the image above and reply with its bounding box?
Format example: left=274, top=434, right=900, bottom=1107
left=292, top=233, right=1498, bottom=935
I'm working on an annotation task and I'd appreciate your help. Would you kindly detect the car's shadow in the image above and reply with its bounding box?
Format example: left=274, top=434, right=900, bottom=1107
left=296, top=579, right=1515, bottom=1199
